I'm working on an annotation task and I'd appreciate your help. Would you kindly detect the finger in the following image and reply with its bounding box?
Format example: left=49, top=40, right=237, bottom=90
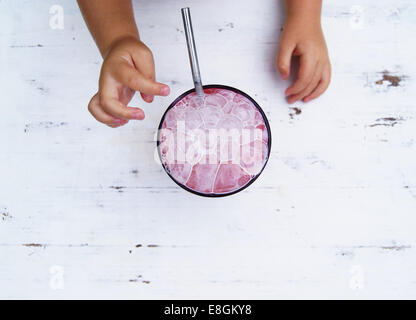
left=276, top=41, right=295, bottom=79
left=107, top=120, right=129, bottom=128
left=132, top=48, right=156, bottom=103
left=131, top=44, right=161, bottom=104
left=141, top=92, right=154, bottom=103
left=285, top=54, right=317, bottom=96
left=88, top=94, right=129, bottom=127
left=288, top=63, right=322, bottom=104
left=303, top=63, right=331, bottom=102
left=119, top=87, right=136, bottom=105
left=100, top=94, right=145, bottom=121
left=131, top=45, right=156, bottom=80
left=114, top=62, right=170, bottom=96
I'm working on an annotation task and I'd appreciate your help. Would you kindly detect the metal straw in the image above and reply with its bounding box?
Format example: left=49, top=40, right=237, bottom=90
left=181, top=7, right=204, bottom=97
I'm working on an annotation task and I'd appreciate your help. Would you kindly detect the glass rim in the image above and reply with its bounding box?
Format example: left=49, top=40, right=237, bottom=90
left=157, top=84, right=272, bottom=198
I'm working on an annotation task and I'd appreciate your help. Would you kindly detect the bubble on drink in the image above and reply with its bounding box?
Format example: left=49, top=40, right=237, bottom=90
left=159, top=88, right=269, bottom=195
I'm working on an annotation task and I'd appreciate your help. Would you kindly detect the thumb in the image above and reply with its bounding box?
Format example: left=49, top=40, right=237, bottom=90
left=276, top=41, right=295, bottom=79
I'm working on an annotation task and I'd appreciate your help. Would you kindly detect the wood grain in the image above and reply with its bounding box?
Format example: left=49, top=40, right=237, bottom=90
left=0, top=0, right=415, bottom=299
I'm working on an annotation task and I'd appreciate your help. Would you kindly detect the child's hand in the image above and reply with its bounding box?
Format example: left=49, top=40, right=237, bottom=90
left=277, top=14, right=331, bottom=104
left=88, top=36, right=170, bottom=127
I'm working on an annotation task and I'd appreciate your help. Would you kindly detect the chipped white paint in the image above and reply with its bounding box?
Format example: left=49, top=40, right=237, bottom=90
left=0, top=0, right=415, bottom=299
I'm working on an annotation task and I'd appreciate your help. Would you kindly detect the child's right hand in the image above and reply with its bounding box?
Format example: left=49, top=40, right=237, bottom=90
left=88, top=36, right=170, bottom=127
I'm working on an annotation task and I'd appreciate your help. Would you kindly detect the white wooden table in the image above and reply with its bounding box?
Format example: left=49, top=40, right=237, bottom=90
left=1, top=0, right=415, bottom=299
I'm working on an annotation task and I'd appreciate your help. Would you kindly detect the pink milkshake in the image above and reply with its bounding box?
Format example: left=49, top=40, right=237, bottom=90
left=158, top=86, right=271, bottom=196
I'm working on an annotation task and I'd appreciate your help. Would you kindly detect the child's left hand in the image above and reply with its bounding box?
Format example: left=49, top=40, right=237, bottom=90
left=276, top=16, right=331, bottom=104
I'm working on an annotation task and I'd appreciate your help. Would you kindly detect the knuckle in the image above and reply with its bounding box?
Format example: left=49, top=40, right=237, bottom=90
left=309, top=91, right=318, bottom=99
left=100, top=62, right=110, bottom=74
left=88, top=94, right=99, bottom=113
left=298, top=80, right=307, bottom=88
left=310, top=80, right=320, bottom=90
left=87, top=102, right=93, bottom=113
left=145, top=49, right=154, bottom=60
left=99, top=94, right=112, bottom=109
left=324, top=78, right=331, bottom=88
left=144, top=83, right=159, bottom=95
left=151, top=84, right=161, bottom=94
left=134, top=45, right=153, bottom=61
left=295, top=80, right=307, bottom=90
left=299, top=70, right=311, bottom=82
left=100, top=98, right=110, bottom=110
left=120, top=108, right=132, bottom=119
left=317, top=86, right=326, bottom=95
left=321, top=77, right=330, bottom=87
left=140, top=46, right=154, bottom=60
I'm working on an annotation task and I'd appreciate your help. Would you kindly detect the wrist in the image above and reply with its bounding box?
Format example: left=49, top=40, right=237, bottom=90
left=285, top=0, right=322, bottom=25
left=285, top=15, right=321, bottom=32
left=97, top=12, right=139, bottom=57
left=103, top=34, right=140, bottom=57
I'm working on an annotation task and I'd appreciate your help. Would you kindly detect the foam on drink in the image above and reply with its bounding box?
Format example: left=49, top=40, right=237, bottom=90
left=159, top=87, right=269, bottom=196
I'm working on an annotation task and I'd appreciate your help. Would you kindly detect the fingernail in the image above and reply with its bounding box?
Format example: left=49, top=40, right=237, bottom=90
left=113, top=119, right=123, bottom=125
left=160, top=85, right=170, bottom=96
left=133, top=111, right=145, bottom=120
left=285, top=89, right=291, bottom=96
left=281, top=72, right=288, bottom=80
left=144, top=94, right=154, bottom=102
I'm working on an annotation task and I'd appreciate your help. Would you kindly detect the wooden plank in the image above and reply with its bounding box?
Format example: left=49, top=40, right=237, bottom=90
left=0, top=0, right=415, bottom=299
